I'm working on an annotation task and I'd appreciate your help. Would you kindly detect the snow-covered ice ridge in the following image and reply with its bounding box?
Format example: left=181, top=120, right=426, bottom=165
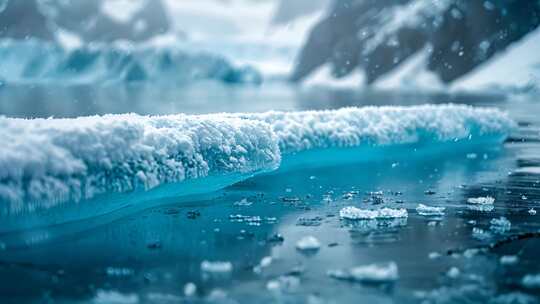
left=239, top=104, right=515, bottom=154
left=0, top=104, right=514, bottom=215
left=0, top=114, right=280, bottom=214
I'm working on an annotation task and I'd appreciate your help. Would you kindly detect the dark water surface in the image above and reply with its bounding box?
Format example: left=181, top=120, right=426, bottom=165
left=0, top=83, right=539, bottom=303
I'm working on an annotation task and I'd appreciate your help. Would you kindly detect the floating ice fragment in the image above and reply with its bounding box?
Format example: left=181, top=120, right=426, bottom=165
left=339, top=206, right=408, bottom=220
left=490, top=216, right=511, bottom=234
left=466, top=196, right=495, bottom=212
left=416, top=204, right=446, bottom=216
left=466, top=153, right=478, bottom=159
left=447, top=267, right=460, bottom=279
left=428, top=252, right=441, bottom=259
left=106, top=267, right=134, bottom=277
left=467, top=204, right=495, bottom=212
left=296, top=216, right=323, bottom=226
left=328, top=262, right=399, bottom=283
left=295, top=236, right=321, bottom=252
left=254, top=256, right=273, bottom=274
left=529, top=208, right=537, bottom=215
left=200, top=261, right=233, bottom=274
left=266, top=276, right=300, bottom=293
left=522, top=274, right=540, bottom=289
left=467, top=196, right=495, bottom=205
left=463, top=248, right=480, bottom=258
left=500, top=255, right=519, bottom=265
left=472, top=227, right=491, bottom=240
left=260, top=256, right=273, bottom=268
left=184, top=282, right=197, bottom=297
left=93, top=290, right=139, bottom=304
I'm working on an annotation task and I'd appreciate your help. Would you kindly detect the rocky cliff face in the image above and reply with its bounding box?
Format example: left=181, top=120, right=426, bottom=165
left=291, top=0, right=540, bottom=85
left=0, top=0, right=170, bottom=43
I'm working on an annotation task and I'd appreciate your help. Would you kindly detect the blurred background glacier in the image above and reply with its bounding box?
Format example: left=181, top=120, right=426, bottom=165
left=0, top=0, right=539, bottom=116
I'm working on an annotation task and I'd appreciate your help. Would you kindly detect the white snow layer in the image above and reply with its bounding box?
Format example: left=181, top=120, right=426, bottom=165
left=0, top=104, right=514, bottom=214
left=339, top=206, right=409, bottom=220
left=328, top=262, right=399, bottom=283
left=241, top=104, right=514, bottom=154
left=0, top=113, right=280, bottom=214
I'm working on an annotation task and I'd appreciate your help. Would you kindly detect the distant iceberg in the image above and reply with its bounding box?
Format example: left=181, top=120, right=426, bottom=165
left=0, top=104, right=514, bottom=232
left=0, top=39, right=262, bottom=85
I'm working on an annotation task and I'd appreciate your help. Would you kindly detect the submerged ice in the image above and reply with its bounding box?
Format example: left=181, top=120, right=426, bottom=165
left=0, top=104, right=514, bottom=229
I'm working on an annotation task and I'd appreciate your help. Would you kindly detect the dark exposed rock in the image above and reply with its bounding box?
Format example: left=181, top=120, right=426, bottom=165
left=0, top=0, right=170, bottom=42
left=292, top=0, right=540, bottom=85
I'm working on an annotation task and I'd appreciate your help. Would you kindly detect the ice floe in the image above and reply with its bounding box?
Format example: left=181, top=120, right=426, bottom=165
left=328, top=262, right=399, bottom=283
left=416, top=204, right=446, bottom=216
left=522, top=274, right=540, bottom=289
left=339, top=206, right=408, bottom=220
left=490, top=216, right=511, bottom=234
left=466, top=196, right=496, bottom=212
left=201, top=261, right=233, bottom=274
left=467, top=196, right=495, bottom=205
left=295, top=236, right=321, bottom=252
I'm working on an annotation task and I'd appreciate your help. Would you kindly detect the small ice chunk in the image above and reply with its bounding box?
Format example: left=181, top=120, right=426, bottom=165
left=464, top=248, right=481, bottom=259
left=428, top=252, right=441, bottom=259
left=447, top=267, right=460, bottom=279
left=266, top=275, right=300, bottom=293
left=416, top=204, right=446, bottom=216
left=466, top=196, right=495, bottom=212
left=467, top=204, right=495, bottom=212
left=260, top=256, right=273, bottom=268
left=529, top=208, right=536, bottom=215
left=466, top=153, right=478, bottom=159
left=201, top=261, right=233, bottom=274
left=253, top=256, right=273, bottom=274
left=490, top=216, right=511, bottom=233
left=472, top=227, right=491, bottom=240
left=93, top=290, right=139, bottom=304
left=339, top=206, right=408, bottom=220
left=522, top=274, right=540, bottom=289
left=328, top=262, right=399, bottom=283
left=500, top=255, right=519, bottom=265
left=467, top=196, right=495, bottom=205
left=184, top=282, right=197, bottom=297
left=296, top=236, right=321, bottom=252
left=207, top=289, right=228, bottom=301
left=106, top=267, right=134, bottom=277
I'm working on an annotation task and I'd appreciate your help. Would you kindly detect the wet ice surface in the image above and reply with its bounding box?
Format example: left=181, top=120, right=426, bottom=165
left=1, top=84, right=540, bottom=303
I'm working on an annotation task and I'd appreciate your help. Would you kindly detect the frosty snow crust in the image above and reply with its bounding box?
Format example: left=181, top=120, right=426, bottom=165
left=0, top=104, right=514, bottom=214
left=240, top=104, right=515, bottom=154
left=0, top=114, right=280, bottom=213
